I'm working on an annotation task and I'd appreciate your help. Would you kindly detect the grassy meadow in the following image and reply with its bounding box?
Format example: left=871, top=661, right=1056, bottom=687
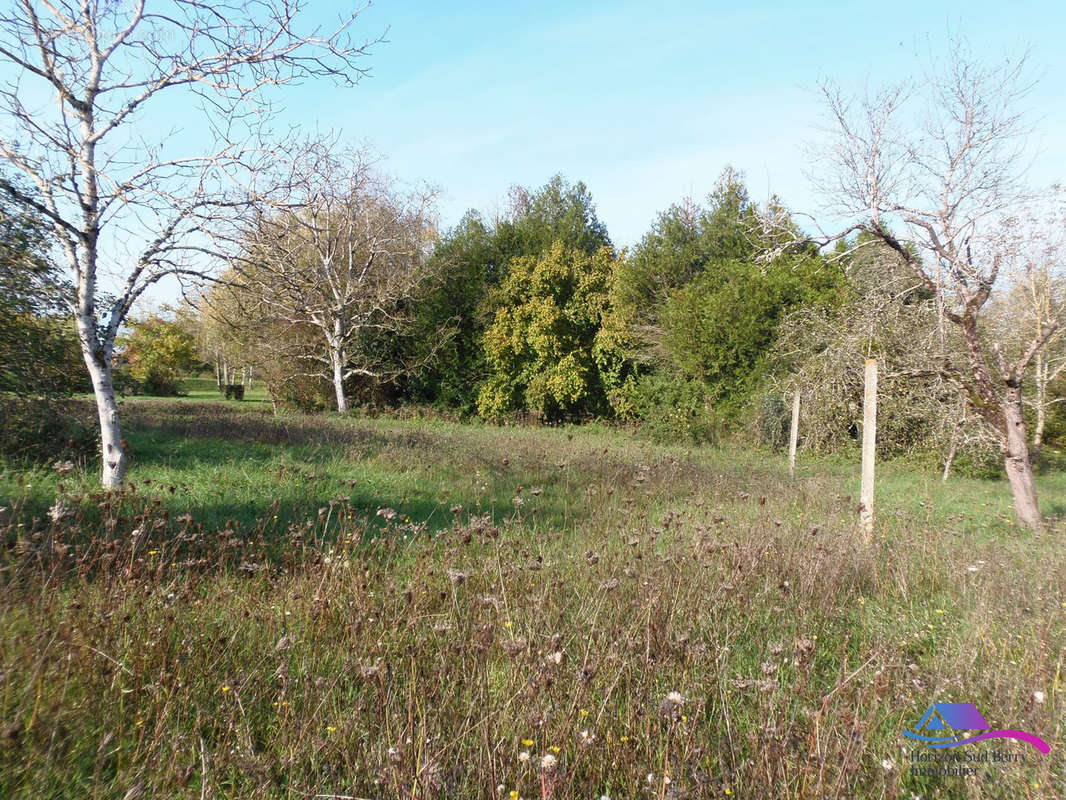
left=1, top=388, right=1065, bottom=799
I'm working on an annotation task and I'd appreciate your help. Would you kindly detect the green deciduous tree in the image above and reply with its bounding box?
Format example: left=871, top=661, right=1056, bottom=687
left=477, top=242, right=622, bottom=421
left=411, top=175, right=613, bottom=412
left=0, top=178, right=91, bottom=461
left=118, top=315, right=201, bottom=396
left=0, top=179, right=85, bottom=396
left=607, top=168, right=841, bottom=416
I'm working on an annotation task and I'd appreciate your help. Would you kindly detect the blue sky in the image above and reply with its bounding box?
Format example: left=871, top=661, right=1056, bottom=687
left=289, top=0, right=1066, bottom=249
left=7, top=1, right=1062, bottom=307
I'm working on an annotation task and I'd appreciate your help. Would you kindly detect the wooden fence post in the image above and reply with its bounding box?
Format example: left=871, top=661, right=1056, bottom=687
left=788, top=390, right=800, bottom=477
left=860, top=358, right=877, bottom=543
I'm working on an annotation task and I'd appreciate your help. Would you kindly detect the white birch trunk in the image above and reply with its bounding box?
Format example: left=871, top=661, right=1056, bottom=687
left=75, top=314, right=127, bottom=488
left=329, top=315, right=349, bottom=413
left=330, top=345, right=348, bottom=413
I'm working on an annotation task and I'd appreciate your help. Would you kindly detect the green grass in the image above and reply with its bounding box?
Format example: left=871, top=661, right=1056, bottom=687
left=5, top=398, right=1063, bottom=539
left=1, top=398, right=1064, bottom=799
left=113, top=375, right=273, bottom=404
left=176, top=375, right=272, bottom=404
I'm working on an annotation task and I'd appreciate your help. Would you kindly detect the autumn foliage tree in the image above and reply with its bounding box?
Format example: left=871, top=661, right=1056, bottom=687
left=118, top=315, right=200, bottom=397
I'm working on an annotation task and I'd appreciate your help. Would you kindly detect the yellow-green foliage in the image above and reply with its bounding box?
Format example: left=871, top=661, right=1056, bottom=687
left=478, top=241, right=623, bottom=420
left=119, top=315, right=200, bottom=396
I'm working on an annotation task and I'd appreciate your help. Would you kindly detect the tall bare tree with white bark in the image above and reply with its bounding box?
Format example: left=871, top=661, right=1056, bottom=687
left=0, top=0, right=378, bottom=487
left=807, top=46, right=1063, bottom=531
left=237, top=146, right=439, bottom=413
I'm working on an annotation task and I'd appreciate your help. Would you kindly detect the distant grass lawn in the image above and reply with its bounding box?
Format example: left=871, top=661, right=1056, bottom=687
left=176, top=375, right=272, bottom=404
left=1, top=397, right=1064, bottom=798
left=3, top=393, right=1063, bottom=538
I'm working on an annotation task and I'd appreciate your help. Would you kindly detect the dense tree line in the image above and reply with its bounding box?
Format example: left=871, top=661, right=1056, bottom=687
left=0, top=0, right=1058, bottom=529
left=185, top=167, right=1062, bottom=489
left=4, top=162, right=1062, bottom=484
left=188, top=171, right=843, bottom=427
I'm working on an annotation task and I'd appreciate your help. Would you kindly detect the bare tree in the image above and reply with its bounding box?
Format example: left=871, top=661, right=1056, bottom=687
left=237, top=145, right=440, bottom=413
left=193, top=267, right=328, bottom=413
left=805, top=45, right=1062, bottom=531
left=775, top=235, right=988, bottom=465
left=0, top=1, right=378, bottom=487
left=995, top=197, right=1066, bottom=458
left=184, top=274, right=255, bottom=393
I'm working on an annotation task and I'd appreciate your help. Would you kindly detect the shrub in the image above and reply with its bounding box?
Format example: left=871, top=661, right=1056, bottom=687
left=0, top=396, right=96, bottom=463
left=951, top=443, right=1004, bottom=481
left=624, top=373, right=715, bottom=444
left=757, top=391, right=790, bottom=451
left=270, top=374, right=332, bottom=413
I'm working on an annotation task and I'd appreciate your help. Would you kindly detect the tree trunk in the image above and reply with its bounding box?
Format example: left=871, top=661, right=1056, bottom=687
left=330, top=345, right=348, bottom=413
left=1032, top=353, right=1046, bottom=463
left=215, top=352, right=223, bottom=392
left=79, top=337, right=127, bottom=489
left=329, top=315, right=348, bottom=413
left=941, top=435, right=959, bottom=483
left=1002, top=387, right=1042, bottom=532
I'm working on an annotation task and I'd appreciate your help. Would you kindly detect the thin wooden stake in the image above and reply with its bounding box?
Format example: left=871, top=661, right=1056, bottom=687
left=942, top=406, right=966, bottom=483
left=860, top=358, right=877, bottom=543
left=788, top=390, right=800, bottom=477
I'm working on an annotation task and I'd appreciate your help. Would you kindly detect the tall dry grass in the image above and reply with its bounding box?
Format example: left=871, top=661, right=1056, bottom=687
left=1, top=406, right=1063, bottom=798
